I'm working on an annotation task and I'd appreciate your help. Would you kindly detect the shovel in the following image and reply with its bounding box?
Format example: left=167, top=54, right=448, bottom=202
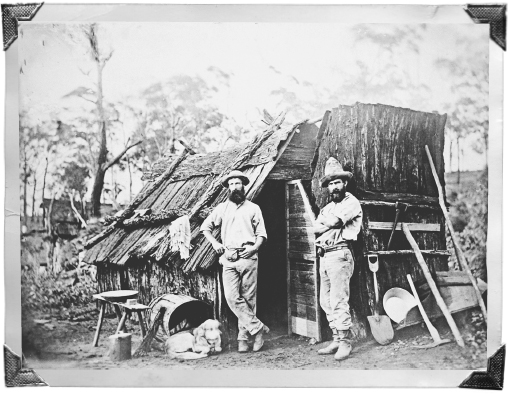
left=367, top=254, right=394, bottom=345
left=407, top=274, right=451, bottom=349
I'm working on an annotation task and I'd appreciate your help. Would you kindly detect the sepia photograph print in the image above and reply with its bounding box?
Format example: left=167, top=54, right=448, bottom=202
left=3, top=3, right=504, bottom=388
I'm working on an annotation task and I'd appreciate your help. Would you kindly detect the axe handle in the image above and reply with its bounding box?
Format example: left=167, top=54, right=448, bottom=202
left=386, top=210, right=401, bottom=249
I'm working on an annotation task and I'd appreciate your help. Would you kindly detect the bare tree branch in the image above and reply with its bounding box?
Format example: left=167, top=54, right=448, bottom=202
left=102, top=140, right=142, bottom=172
left=177, top=139, right=196, bottom=155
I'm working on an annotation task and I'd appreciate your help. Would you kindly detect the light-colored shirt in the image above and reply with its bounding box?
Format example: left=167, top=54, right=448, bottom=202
left=315, top=192, right=363, bottom=246
left=200, top=199, right=267, bottom=249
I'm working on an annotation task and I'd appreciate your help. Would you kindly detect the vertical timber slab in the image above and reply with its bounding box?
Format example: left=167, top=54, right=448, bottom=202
left=285, top=181, right=321, bottom=341
left=285, top=183, right=292, bottom=336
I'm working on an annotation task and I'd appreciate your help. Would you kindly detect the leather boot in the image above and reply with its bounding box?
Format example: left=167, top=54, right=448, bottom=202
left=317, top=340, right=340, bottom=355
left=253, top=325, right=269, bottom=352
left=238, top=340, right=249, bottom=353
left=334, top=330, right=352, bottom=361
left=318, top=328, right=340, bottom=354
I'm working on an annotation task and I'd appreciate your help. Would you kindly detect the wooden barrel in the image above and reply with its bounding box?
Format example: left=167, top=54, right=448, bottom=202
left=147, top=294, right=211, bottom=336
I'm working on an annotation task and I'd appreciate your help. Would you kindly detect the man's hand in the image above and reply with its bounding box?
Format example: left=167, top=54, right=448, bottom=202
left=239, top=245, right=258, bottom=259
left=212, top=241, right=225, bottom=255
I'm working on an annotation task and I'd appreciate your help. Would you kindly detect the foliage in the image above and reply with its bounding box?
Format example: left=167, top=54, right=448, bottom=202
left=21, top=264, right=97, bottom=316
left=458, top=170, right=488, bottom=281
left=446, top=170, right=488, bottom=281
left=462, top=310, right=487, bottom=362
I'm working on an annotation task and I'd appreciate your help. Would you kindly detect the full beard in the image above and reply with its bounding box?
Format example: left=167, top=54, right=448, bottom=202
left=330, top=188, right=346, bottom=203
left=228, top=188, right=246, bottom=204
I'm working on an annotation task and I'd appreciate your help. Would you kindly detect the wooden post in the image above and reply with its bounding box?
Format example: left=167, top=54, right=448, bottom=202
left=115, top=311, right=128, bottom=335
left=92, top=301, right=106, bottom=347
left=402, top=223, right=465, bottom=347
left=425, top=145, right=487, bottom=323
left=108, top=333, right=132, bottom=361
left=137, top=311, right=146, bottom=338
left=285, top=182, right=292, bottom=336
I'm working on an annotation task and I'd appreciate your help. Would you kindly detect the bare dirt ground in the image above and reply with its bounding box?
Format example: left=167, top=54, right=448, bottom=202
left=23, top=309, right=487, bottom=371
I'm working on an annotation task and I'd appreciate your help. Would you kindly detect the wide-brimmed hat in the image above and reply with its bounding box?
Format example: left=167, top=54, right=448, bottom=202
left=320, top=157, right=353, bottom=187
left=221, top=170, right=250, bottom=188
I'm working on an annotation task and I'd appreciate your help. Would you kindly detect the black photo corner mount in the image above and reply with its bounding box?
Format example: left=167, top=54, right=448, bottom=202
left=460, top=344, right=505, bottom=390
left=4, top=345, right=48, bottom=387
left=465, top=4, right=506, bottom=51
left=2, top=3, right=44, bottom=51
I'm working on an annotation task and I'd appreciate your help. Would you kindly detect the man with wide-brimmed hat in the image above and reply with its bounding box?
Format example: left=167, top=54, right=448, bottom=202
left=313, top=157, right=363, bottom=360
left=201, top=169, right=269, bottom=353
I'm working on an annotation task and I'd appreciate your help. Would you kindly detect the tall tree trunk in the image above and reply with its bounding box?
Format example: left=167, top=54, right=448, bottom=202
left=91, top=121, right=108, bottom=217
left=31, top=175, right=37, bottom=222
left=449, top=136, right=453, bottom=174
left=127, top=155, right=133, bottom=201
left=79, top=191, right=85, bottom=219
left=22, top=156, right=28, bottom=227
left=41, top=156, right=48, bottom=227
left=456, top=136, right=461, bottom=184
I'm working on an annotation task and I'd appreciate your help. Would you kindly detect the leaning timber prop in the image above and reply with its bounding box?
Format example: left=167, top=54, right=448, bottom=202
left=133, top=306, right=166, bottom=358
left=402, top=223, right=465, bottom=347
left=406, top=274, right=451, bottom=349
left=425, top=145, right=487, bottom=323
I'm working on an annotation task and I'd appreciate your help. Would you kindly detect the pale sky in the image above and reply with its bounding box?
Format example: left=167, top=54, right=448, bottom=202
left=18, top=22, right=489, bottom=204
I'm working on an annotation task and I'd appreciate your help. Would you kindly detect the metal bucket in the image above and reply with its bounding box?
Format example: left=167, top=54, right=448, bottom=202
left=382, top=287, right=418, bottom=324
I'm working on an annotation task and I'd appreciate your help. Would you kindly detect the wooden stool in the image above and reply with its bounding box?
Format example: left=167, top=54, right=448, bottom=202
left=92, top=294, right=149, bottom=347
left=114, top=302, right=150, bottom=338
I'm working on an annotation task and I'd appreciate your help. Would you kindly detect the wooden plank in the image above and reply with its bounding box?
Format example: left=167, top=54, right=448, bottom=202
left=290, top=270, right=315, bottom=285
left=291, top=316, right=319, bottom=338
left=292, top=293, right=317, bottom=307
left=296, top=180, right=317, bottom=224
left=285, top=182, right=292, bottom=336
left=369, top=222, right=440, bottom=232
left=290, top=262, right=314, bottom=272
left=290, top=302, right=317, bottom=320
left=288, top=251, right=316, bottom=261
left=268, top=123, right=319, bottom=181
left=290, top=279, right=316, bottom=295
left=365, top=250, right=451, bottom=256
left=357, top=190, right=439, bottom=205
left=288, top=240, right=314, bottom=253
left=360, top=200, right=440, bottom=211
left=289, top=226, right=314, bottom=237
left=288, top=214, right=314, bottom=227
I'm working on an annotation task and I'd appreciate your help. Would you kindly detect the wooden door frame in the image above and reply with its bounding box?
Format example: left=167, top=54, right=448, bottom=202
left=285, top=180, right=322, bottom=341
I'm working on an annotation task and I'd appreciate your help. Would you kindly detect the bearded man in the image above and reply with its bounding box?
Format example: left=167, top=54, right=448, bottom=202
left=201, top=170, right=269, bottom=353
left=313, top=157, right=363, bottom=361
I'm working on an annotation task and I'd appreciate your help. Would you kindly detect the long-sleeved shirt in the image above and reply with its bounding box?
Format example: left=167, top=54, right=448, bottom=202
left=200, top=199, right=267, bottom=249
left=315, top=192, right=363, bottom=247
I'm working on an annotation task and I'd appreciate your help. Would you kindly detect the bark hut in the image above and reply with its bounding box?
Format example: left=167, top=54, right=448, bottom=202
left=311, top=103, right=448, bottom=340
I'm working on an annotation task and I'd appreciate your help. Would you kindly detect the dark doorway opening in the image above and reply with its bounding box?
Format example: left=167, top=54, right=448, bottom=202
left=255, top=180, right=288, bottom=337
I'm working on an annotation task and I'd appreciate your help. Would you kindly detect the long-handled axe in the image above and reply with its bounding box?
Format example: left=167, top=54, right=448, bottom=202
left=387, top=202, right=408, bottom=249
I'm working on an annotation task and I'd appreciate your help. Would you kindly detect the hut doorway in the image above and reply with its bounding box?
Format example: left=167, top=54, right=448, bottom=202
left=255, top=180, right=289, bottom=337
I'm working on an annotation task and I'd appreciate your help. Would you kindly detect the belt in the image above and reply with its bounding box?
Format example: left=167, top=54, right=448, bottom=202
left=316, top=244, right=349, bottom=257
left=324, top=244, right=349, bottom=252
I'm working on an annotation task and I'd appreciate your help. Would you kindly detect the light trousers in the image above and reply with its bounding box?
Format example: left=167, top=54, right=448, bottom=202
left=222, top=256, right=264, bottom=340
left=319, top=249, right=355, bottom=331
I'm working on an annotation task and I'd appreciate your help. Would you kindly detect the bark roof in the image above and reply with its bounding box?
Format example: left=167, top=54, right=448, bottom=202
left=83, top=118, right=304, bottom=272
